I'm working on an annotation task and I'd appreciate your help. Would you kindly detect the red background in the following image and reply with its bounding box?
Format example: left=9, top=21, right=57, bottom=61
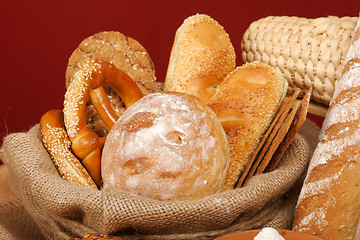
left=0, top=0, right=359, bottom=151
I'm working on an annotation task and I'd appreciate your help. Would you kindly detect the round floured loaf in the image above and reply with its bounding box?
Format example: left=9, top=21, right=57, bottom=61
left=101, top=92, right=230, bottom=201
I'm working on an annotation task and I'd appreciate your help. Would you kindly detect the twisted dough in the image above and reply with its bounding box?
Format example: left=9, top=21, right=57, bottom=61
left=241, top=16, right=358, bottom=106
left=63, top=59, right=143, bottom=187
left=66, top=31, right=157, bottom=137
left=40, top=109, right=97, bottom=189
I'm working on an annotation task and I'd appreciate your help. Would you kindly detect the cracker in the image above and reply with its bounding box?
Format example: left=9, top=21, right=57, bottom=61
left=235, top=89, right=300, bottom=188
left=265, top=88, right=312, bottom=172
left=250, top=100, right=301, bottom=177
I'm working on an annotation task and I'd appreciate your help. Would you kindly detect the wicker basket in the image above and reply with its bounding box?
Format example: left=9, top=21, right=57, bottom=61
left=241, top=16, right=358, bottom=116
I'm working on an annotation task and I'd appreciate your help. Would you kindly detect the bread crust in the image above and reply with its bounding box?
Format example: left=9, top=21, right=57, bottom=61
left=66, top=31, right=156, bottom=95
left=40, top=109, right=98, bottom=189
left=71, top=234, right=124, bottom=240
left=63, top=59, right=143, bottom=187
left=208, top=61, right=288, bottom=190
left=66, top=31, right=156, bottom=137
left=293, top=17, right=360, bottom=239
left=101, top=92, right=231, bottom=201
left=164, top=14, right=236, bottom=103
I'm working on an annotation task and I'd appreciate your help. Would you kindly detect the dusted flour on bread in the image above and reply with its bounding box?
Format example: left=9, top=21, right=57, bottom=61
left=293, top=17, right=360, bottom=239
left=101, top=92, right=230, bottom=201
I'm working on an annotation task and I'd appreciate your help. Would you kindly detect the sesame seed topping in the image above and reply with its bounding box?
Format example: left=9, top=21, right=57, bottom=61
left=41, top=124, right=97, bottom=189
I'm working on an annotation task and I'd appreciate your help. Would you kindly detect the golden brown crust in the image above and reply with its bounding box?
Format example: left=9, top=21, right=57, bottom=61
left=208, top=61, right=288, bottom=190
left=164, top=14, right=236, bottom=103
left=293, top=18, right=360, bottom=239
left=253, top=100, right=301, bottom=176
left=235, top=89, right=301, bottom=188
left=64, top=59, right=143, bottom=187
left=101, top=92, right=230, bottom=201
left=66, top=31, right=156, bottom=136
left=266, top=88, right=311, bottom=172
left=40, top=109, right=97, bottom=189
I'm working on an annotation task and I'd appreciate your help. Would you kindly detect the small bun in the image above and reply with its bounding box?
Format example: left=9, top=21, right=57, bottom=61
left=164, top=14, right=236, bottom=103
left=101, top=92, right=230, bottom=201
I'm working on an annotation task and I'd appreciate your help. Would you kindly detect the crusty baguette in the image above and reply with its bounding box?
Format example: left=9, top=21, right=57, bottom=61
left=164, top=14, right=236, bottom=103
left=293, top=16, right=360, bottom=239
left=208, top=61, right=288, bottom=190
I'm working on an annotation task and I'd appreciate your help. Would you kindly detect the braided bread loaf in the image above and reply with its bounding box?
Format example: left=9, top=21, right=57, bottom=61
left=241, top=16, right=358, bottom=106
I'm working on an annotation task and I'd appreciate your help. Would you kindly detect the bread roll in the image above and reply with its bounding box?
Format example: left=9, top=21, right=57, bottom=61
left=101, top=92, right=230, bottom=201
left=164, top=14, right=236, bottom=103
left=293, top=16, right=360, bottom=239
left=208, top=61, right=288, bottom=190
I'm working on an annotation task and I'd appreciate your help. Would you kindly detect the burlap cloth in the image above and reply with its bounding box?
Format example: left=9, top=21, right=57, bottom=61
left=0, top=120, right=320, bottom=240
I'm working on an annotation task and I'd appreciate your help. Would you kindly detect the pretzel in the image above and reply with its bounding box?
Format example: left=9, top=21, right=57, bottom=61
left=40, top=109, right=98, bottom=189
left=63, top=59, right=143, bottom=187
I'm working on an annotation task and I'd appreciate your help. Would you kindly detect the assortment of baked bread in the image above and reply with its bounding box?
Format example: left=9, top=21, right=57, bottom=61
left=37, top=12, right=360, bottom=240
left=40, top=14, right=310, bottom=201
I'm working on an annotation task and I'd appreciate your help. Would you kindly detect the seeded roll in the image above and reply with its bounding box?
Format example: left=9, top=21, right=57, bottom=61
left=164, top=14, right=236, bottom=103
left=208, top=61, right=288, bottom=190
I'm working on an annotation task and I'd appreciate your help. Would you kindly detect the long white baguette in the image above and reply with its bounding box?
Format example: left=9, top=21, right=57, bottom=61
left=293, top=15, right=360, bottom=240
